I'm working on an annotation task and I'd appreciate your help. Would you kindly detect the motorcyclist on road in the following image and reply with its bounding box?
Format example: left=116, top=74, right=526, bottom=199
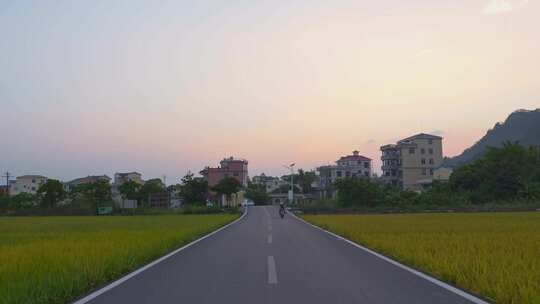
left=279, top=202, right=286, bottom=218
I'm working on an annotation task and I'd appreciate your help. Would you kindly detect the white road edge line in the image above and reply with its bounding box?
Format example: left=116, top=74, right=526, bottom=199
left=72, top=207, right=249, bottom=304
left=267, top=256, right=278, bottom=284
left=292, top=213, right=490, bottom=304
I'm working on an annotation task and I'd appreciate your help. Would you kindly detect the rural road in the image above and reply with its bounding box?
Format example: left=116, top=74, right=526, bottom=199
left=81, top=206, right=482, bottom=304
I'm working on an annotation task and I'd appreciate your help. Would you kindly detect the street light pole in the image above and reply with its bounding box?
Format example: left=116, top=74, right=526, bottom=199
left=283, top=163, right=295, bottom=205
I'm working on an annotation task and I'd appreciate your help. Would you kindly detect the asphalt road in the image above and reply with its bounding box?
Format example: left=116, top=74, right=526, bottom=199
left=82, top=206, right=482, bottom=304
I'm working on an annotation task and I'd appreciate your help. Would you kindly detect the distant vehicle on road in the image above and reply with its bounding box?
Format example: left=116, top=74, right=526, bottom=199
left=243, top=200, right=255, bottom=206
left=279, top=202, right=286, bottom=218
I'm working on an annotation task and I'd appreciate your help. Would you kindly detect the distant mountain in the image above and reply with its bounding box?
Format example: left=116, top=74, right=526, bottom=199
left=444, top=109, right=540, bottom=168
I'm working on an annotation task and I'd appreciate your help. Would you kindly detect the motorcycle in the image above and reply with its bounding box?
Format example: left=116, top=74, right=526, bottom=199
left=279, top=207, right=285, bottom=219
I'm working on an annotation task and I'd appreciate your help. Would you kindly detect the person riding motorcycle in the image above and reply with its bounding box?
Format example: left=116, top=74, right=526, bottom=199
left=279, top=202, right=286, bottom=218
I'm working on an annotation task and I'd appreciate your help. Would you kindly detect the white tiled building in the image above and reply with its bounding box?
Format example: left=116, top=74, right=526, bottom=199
left=10, top=175, right=48, bottom=195
left=317, top=151, right=372, bottom=198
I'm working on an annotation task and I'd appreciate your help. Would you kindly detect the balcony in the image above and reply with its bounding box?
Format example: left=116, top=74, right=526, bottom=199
left=381, top=164, right=399, bottom=171
left=381, top=153, right=399, bottom=161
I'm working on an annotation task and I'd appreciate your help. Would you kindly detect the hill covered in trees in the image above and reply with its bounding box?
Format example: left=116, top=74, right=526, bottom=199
left=444, top=109, right=540, bottom=167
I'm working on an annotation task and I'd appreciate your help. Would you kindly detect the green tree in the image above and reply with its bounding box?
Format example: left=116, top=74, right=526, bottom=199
left=139, top=178, right=165, bottom=206
left=334, top=177, right=383, bottom=207
left=281, top=169, right=317, bottom=193
left=0, top=193, right=37, bottom=209
left=179, top=173, right=208, bottom=204
left=245, top=182, right=269, bottom=205
left=118, top=181, right=141, bottom=201
left=72, top=180, right=112, bottom=211
left=450, top=142, right=540, bottom=202
left=212, top=177, right=242, bottom=206
left=37, top=179, right=66, bottom=208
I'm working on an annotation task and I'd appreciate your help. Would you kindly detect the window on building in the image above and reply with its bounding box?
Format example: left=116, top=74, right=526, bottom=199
left=364, top=172, right=369, bottom=177
left=409, top=148, right=415, bottom=154
left=233, top=172, right=239, bottom=177
left=429, top=158, right=434, bottom=164
left=31, top=187, right=36, bottom=191
left=336, top=171, right=342, bottom=177
left=429, top=148, right=434, bottom=154
left=357, top=161, right=362, bottom=165
left=421, top=148, right=425, bottom=154
left=398, top=170, right=403, bottom=177
left=385, top=171, right=390, bottom=176
left=32, top=179, right=36, bottom=183
left=345, top=171, right=351, bottom=178
left=391, top=170, right=396, bottom=176
left=224, top=173, right=229, bottom=177
left=428, top=139, right=433, bottom=144
left=421, top=158, right=426, bottom=165
left=430, top=169, right=434, bottom=176
left=364, top=162, right=369, bottom=169
left=422, top=168, right=427, bottom=175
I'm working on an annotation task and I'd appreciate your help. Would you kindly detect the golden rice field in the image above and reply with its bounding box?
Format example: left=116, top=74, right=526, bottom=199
left=0, top=214, right=238, bottom=304
left=303, top=212, right=540, bottom=304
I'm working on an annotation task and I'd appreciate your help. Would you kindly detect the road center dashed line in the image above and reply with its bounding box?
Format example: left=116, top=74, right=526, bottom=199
left=267, top=234, right=272, bottom=244
left=267, top=256, right=278, bottom=284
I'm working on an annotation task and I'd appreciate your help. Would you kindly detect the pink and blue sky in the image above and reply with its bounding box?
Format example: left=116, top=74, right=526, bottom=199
left=1, top=0, right=539, bottom=182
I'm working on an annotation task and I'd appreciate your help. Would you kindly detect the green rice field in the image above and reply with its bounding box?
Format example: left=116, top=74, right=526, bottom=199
left=303, top=212, right=540, bottom=304
left=0, top=214, right=238, bottom=304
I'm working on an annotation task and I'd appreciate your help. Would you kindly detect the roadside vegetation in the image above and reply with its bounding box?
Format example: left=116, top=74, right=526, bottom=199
left=0, top=214, right=238, bottom=304
left=303, top=212, right=540, bottom=303
left=0, top=171, right=243, bottom=216
left=300, top=143, right=540, bottom=213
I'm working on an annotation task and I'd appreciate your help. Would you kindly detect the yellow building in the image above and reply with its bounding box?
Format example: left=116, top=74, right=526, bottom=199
left=381, top=133, right=444, bottom=191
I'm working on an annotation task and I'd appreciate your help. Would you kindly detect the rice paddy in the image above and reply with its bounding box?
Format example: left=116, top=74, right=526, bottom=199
left=303, top=212, right=540, bottom=304
left=0, top=214, right=238, bottom=304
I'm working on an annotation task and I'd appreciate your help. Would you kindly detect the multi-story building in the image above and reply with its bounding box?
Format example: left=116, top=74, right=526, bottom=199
left=200, top=157, right=249, bottom=188
left=113, top=172, right=144, bottom=186
left=200, top=157, right=248, bottom=206
left=9, top=175, right=48, bottom=195
left=64, top=175, right=111, bottom=192
left=380, top=133, right=443, bottom=190
left=317, top=151, right=372, bottom=198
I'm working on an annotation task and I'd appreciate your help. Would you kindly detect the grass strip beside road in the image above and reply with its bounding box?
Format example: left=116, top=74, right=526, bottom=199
left=303, top=212, right=540, bottom=304
left=0, top=214, right=238, bottom=304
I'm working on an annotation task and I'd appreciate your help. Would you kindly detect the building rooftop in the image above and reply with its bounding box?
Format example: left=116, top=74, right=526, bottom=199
left=115, top=172, right=141, bottom=176
left=17, top=175, right=48, bottom=179
left=398, top=133, right=443, bottom=143
left=337, top=151, right=371, bottom=162
left=66, top=175, right=111, bottom=185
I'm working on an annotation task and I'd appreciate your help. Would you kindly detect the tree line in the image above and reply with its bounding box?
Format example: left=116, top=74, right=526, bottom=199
left=0, top=172, right=246, bottom=213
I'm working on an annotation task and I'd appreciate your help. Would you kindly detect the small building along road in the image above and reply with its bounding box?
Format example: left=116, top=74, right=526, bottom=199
left=78, top=206, right=485, bottom=304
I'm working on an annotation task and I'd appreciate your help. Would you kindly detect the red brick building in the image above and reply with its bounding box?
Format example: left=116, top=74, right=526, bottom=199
left=200, top=157, right=249, bottom=188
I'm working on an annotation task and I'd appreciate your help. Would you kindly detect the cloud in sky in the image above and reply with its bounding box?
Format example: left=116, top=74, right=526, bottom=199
left=366, top=139, right=377, bottom=144
left=482, top=0, right=529, bottom=14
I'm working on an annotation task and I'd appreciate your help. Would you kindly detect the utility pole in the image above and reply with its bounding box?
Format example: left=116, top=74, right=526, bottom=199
left=2, top=172, right=11, bottom=196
